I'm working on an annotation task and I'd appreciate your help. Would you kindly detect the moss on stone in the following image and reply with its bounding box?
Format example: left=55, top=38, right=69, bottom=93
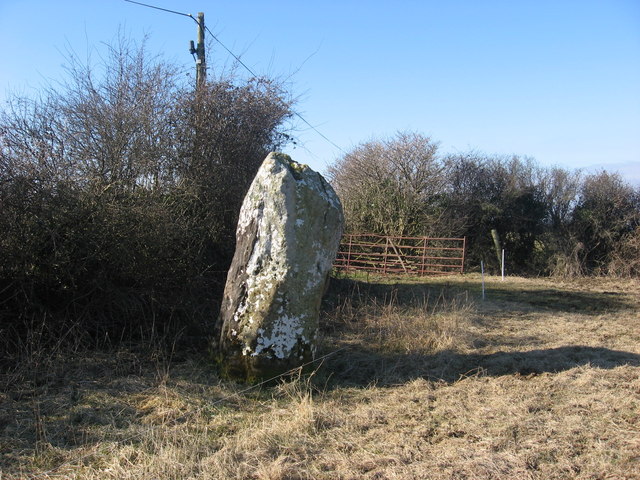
left=216, top=342, right=315, bottom=384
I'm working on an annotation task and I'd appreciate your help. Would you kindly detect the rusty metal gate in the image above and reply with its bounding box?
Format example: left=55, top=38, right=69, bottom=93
left=334, top=234, right=466, bottom=276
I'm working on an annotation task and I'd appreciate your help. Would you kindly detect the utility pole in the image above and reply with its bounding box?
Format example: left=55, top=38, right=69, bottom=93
left=190, top=12, right=206, bottom=89
left=125, top=2, right=206, bottom=88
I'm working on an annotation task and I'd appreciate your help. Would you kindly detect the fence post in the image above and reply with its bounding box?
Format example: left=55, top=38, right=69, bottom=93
left=461, top=236, right=467, bottom=274
left=346, top=235, right=353, bottom=273
left=421, top=237, right=428, bottom=276
left=383, top=237, right=389, bottom=275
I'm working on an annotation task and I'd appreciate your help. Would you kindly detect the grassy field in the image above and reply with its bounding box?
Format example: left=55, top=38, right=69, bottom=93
left=1, top=274, right=639, bottom=479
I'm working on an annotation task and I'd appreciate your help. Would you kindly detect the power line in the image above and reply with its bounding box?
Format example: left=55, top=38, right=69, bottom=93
left=124, top=0, right=346, bottom=156
left=124, top=0, right=195, bottom=20
left=203, top=22, right=344, bottom=153
left=293, top=112, right=345, bottom=154
left=200, top=25, right=345, bottom=154
left=203, top=24, right=258, bottom=79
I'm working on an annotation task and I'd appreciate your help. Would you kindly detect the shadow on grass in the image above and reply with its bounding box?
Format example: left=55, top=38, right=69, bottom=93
left=1, top=344, right=637, bottom=473
left=479, top=285, right=633, bottom=314
left=319, top=276, right=639, bottom=388
left=326, top=275, right=635, bottom=317
left=318, top=344, right=640, bottom=388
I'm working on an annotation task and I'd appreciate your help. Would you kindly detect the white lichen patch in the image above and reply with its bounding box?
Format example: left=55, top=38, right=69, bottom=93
left=249, top=313, right=309, bottom=358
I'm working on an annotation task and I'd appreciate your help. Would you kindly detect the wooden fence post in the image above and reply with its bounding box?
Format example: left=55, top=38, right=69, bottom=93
left=383, top=237, right=389, bottom=275
left=346, top=234, right=353, bottom=272
left=421, top=237, right=428, bottom=276
left=461, top=236, right=467, bottom=274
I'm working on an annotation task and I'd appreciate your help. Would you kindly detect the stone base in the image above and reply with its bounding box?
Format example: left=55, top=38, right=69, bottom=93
left=215, top=346, right=315, bottom=384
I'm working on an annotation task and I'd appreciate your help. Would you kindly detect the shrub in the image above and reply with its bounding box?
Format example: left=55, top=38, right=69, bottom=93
left=0, top=35, right=293, bottom=356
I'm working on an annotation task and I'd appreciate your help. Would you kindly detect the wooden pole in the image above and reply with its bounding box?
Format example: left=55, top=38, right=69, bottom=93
left=383, top=237, right=389, bottom=275
left=388, top=238, right=408, bottom=274
left=195, top=12, right=206, bottom=89
left=490, top=229, right=502, bottom=272
left=461, top=236, right=467, bottom=274
left=421, top=237, right=427, bottom=276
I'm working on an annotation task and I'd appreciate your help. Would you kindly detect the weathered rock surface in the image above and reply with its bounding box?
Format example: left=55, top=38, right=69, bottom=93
left=217, top=152, right=344, bottom=381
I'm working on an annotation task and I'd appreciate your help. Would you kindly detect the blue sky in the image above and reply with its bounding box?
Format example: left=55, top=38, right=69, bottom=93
left=1, top=0, right=639, bottom=184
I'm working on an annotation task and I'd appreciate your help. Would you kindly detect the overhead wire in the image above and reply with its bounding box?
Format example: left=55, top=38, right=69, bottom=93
left=202, top=24, right=258, bottom=79
left=124, top=0, right=345, bottom=155
left=201, top=25, right=344, bottom=153
left=124, top=0, right=193, bottom=19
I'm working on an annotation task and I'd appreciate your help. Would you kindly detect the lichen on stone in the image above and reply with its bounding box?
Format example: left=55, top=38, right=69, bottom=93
left=216, top=152, right=343, bottom=382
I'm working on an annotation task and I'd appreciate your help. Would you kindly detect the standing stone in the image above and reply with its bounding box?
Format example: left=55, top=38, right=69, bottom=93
left=217, top=152, right=344, bottom=381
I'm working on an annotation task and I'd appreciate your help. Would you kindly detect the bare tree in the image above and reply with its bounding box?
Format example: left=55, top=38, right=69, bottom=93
left=542, top=167, right=582, bottom=232
left=327, top=131, right=448, bottom=237
left=443, top=153, right=547, bottom=272
left=0, top=33, right=294, bottom=350
left=571, top=171, right=640, bottom=273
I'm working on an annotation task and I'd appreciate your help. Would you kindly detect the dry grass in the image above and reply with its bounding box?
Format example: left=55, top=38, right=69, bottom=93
left=1, top=274, right=639, bottom=479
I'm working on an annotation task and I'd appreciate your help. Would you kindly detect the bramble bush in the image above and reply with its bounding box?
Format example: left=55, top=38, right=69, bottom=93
left=0, top=36, right=293, bottom=357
